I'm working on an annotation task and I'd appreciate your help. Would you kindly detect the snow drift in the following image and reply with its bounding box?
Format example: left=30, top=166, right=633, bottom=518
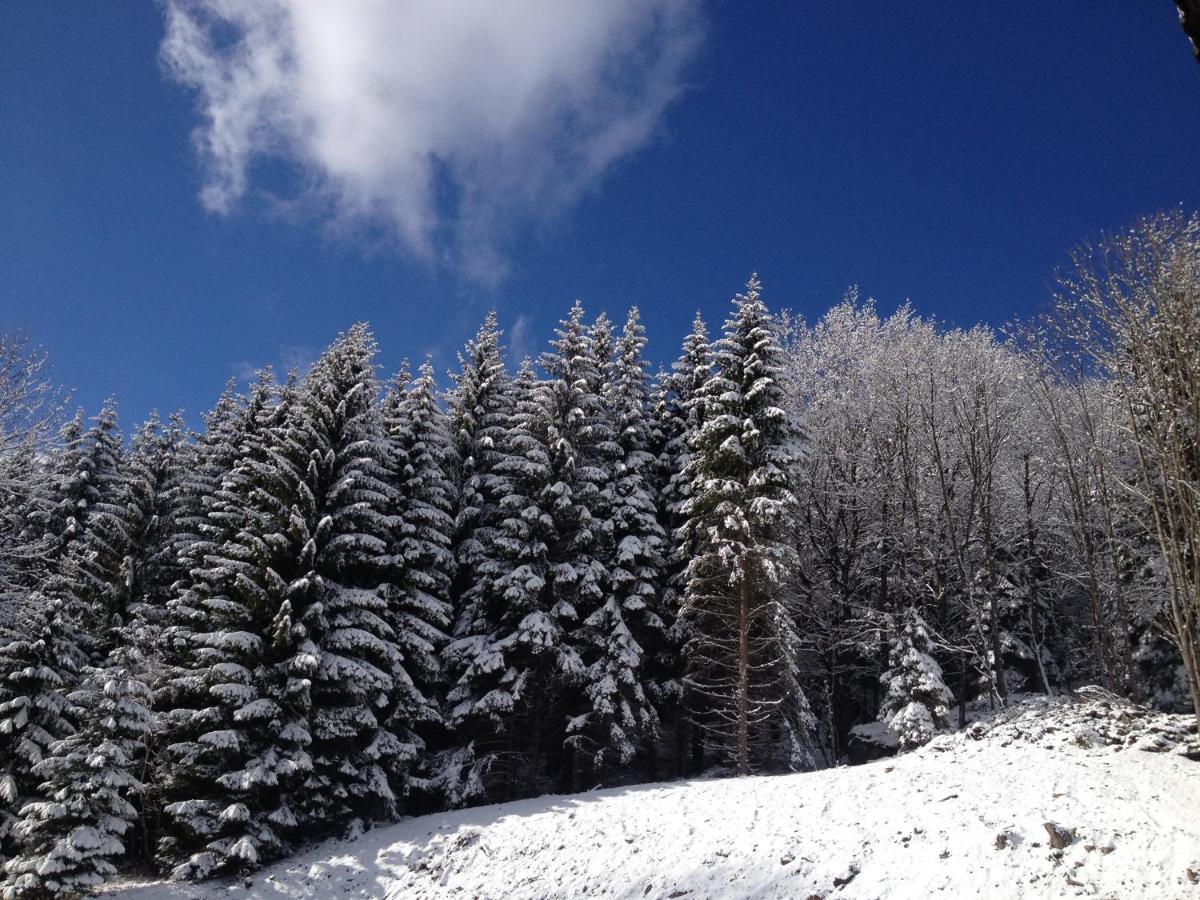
left=109, top=695, right=1200, bottom=899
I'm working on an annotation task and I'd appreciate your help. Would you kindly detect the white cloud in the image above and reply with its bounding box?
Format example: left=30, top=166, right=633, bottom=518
left=507, top=312, right=535, bottom=365
left=229, top=342, right=317, bottom=384
left=161, top=0, right=702, bottom=283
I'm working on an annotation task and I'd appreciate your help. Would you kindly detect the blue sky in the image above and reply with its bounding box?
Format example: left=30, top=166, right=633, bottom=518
left=1, top=3, right=1198, bottom=428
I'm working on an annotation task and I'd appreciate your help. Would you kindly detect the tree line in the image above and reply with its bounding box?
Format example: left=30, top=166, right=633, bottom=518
left=0, top=210, right=1196, bottom=897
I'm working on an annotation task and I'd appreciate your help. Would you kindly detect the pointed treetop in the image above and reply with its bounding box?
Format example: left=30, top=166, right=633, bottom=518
left=416, top=355, right=439, bottom=389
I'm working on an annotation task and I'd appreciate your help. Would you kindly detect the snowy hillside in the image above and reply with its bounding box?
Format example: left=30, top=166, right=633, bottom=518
left=109, top=696, right=1200, bottom=900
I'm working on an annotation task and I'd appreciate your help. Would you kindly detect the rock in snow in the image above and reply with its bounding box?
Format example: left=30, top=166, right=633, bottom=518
left=106, top=697, right=1200, bottom=899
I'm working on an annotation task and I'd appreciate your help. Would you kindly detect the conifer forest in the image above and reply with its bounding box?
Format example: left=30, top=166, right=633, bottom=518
left=0, top=210, right=1198, bottom=897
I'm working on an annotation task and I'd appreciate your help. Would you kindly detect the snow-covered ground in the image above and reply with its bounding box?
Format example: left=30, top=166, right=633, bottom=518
left=110, top=696, right=1200, bottom=899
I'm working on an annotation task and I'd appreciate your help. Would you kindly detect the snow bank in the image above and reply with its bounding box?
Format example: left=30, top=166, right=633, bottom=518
left=109, top=696, right=1200, bottom=899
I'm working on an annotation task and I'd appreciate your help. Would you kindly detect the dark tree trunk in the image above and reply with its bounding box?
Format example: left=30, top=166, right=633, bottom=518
left=736, top=577, right=752, bottom=775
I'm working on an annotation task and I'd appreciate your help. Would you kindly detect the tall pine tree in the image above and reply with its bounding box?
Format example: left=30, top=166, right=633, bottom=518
left=567, top=308, right=665, bottom=776
left=679, top=277, right=817, bottom=774
left=156, top=370, right=311, bottom=879
left=382, top=360, right=454, bottom=802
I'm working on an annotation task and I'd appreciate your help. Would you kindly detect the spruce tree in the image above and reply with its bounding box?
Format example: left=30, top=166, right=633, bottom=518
left=33, top=401, right=126, bottom=572
left=53, top=410, right=189, bottom=655
left=4, top=413, right=177, bottom=888
left=120, top=412, right=190, bottom=637
left=295, top=327, right=415, bottom=833
left=679, top=276, right=816, bottom=774
left=168, top=379, right=246, bottom=586
left=0, top=603, right=87, bottom=869
left=378, top=360, right=454, bottom=805
left=156, top=371, right=311, bottom=879
left=3, top=649, right=151, bottom=899
left=878, top=608, right=953, bottom=750
left=32, top=401, right=127, bottom=649
left=157, top=371, right=272, bottom=713
left=651, top=313, right=711, bottom=771
left=29, top=411, right=87, bottom=560
left=567, top=308, right=665, bottom=774
left=446, top=358, right=574, bottom=799
left=438, top=316, right=514, bottom=805
left=159, top=326, right=443, bottom=876
left=0, top=439, right=49, bottom=605
left=537, top=304, right=612, bottom=788
left=446, top=313, right=511, bottom=639
left=0, top=403, right=129, bottom=864
left=659, top=313, right=712, bottom=595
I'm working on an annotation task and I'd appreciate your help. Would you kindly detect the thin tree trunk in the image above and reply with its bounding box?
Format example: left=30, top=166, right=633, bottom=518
left=645, top=731, right=658, bottom=784
left=675, top=715, right=687, bottom=779
left=1029, top=604, right=1054, bottom=696
left=506, top=711, right=518, bottom=801
left=736, top=576, right=751, bottom=776
left=1021, top=453, right=1053, bottom=696
left=957, top=651, right=969, bottom=729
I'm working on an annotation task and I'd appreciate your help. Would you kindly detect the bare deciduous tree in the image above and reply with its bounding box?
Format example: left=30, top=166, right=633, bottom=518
left=0, top=328, right=68, bottom=599
left=1053, top=210, right=1200, bottom=725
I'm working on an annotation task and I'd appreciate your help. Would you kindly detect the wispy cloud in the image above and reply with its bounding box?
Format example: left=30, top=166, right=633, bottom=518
left=161, top=0, right=702, bottom=284
left=229, top=361, right=261, bottom=384
left=229, top=342, right=319, bottom=384
left=507, top=312, right=535, bottom=365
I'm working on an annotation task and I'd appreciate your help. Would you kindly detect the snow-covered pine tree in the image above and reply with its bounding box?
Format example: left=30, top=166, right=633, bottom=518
left=659, top=313, right=712, bottom=540
left=293, top=326, right=417, bottom=834
left=4, top=411, right=179, bottom=883
left=437, top=315, right=514, bottom=805
left=163, top=329, right=449, bottom=859
left=156, top=371, right=271, bottom=704
left=679, top=276, right=817, bottom=775
left=0, top=402, right=130, bottom=861
left=155, top=370, right=312, bottom=879
left=3, top=648, right=152, bottom=899
left=75, top=401, right=125, bottom=538
left=160, top=319, right=420, bottom=871
left=446, top=357, right=578, bottom=800
left=0, top=600, right=88, bottom=868
left=393, top=360, right=455, bottom=694
left=646, top=367, right=671, bottom=493
left=878, top=608, right=953, bottom=750
left=54, top=410, right=189, bottom=655
left=651, top=313, right=711, bottom=770
left=567, top=308, right=665, bottom=776
left=580, top=310, right=619, bottom=575
left=0, top=441, right=48, bottom=607
left=537, top=304, right=614, bottom=790
left=26, top=401, right=127, bottom=651
left=29, top=400, right=126, bottom=580
left=660, top=323, right=712, bottom=600
left=28, top=411, right=87, bottom=563
left=119, top=411, right=191, bottom=637
left=379, top=360, right=454, bottom=800
left=446, top=312, right=511, bottom=641
left=168, top=379, right=245, bottom=584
